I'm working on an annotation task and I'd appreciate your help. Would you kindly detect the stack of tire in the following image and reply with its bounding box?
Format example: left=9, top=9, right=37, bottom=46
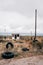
left=2, top=42, right=14, bottom=59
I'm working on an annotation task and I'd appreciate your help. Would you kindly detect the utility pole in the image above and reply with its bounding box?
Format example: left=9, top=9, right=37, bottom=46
left=34, top=9, right=37, bottom=41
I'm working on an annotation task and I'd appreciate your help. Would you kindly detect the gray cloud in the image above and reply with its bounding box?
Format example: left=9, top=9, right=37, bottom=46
left=0, top=0, right=43, bottom=33
left=0, top=0, right=43, bottom=17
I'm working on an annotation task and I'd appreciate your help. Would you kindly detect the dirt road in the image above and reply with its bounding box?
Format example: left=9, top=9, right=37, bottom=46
left=0, top=55, right=43, bottom=65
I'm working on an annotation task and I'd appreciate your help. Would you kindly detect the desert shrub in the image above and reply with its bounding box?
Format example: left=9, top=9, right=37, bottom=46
left=41, top=42, right=43, bottom=49
left=32, top=41, right=42, bottom=49
left=0, top=40, right=6, bottom=42
left=19, top=41, right=23, bottom=43
left=14, top=52, right=19, bottom=57
left=16, top=40, right=23, bottom=43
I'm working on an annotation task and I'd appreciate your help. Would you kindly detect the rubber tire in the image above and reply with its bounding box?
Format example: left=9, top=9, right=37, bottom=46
left=6, top=42, right=14, bottom=49
left=2, top=52, right=14, bottom=59
left=22, top=48, right=29, bottom=51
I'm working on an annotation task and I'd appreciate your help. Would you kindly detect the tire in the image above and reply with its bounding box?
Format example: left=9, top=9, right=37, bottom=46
left=6, top=42, right=14, bottom=49
left=2, top=52, right=14, bottom=59
left=22, top=48, right=29, bottom=51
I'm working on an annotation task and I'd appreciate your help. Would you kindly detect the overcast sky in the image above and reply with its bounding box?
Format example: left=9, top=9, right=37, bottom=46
left=0, top=0, right=43, bottom=33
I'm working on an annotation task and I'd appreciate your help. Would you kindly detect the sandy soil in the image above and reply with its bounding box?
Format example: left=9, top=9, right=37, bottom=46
left=0, top=37, right=43, bottom=65
left=0, top=55, right=43, bottom=65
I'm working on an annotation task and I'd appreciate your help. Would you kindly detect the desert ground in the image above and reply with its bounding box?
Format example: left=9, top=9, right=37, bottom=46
left=0, top=36, right=43, bottom=65
left=0, top=55, right=43, bottom=65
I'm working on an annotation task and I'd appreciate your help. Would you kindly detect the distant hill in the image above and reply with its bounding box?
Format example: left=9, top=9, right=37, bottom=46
left=0, top=33, right=43, bottom=36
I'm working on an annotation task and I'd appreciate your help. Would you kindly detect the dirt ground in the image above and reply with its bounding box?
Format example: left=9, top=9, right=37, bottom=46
left=0, top=36, right=43, bottom=65
left=0, top=55, right=43, bottom=65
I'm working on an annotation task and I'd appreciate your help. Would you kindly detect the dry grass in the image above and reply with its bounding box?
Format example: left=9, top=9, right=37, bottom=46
left=0, top=36, right=43, bottom=60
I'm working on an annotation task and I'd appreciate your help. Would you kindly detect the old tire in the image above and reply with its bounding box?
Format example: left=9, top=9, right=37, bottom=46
left=2, top=52, right=14, bottom=59
left=6, top=42, right=14, bottom=49
left=22, top=48, right=29, bottom=51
